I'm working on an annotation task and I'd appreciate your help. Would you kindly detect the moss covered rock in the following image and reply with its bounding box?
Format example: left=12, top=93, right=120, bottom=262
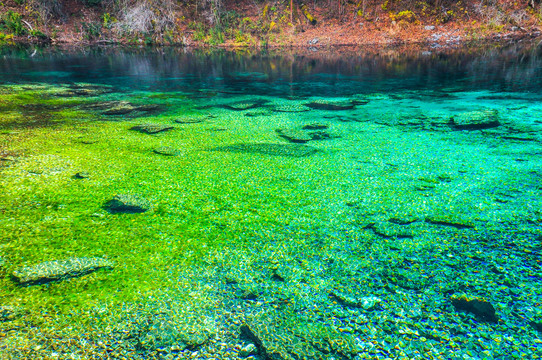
left=153, top=146, right=182, bottom=156
left=130, top=124, right=174, bottom=134
left=426, top=214, right=475, bottom=229
left=105, top=194, right=151, bottom=214
left=306, top=101, right=354, bottom=111
left=449, top=110, right=501, bottom=131
left=211, top=143, right=317, bottom=157
left=12, top=257, right=114, bottom=286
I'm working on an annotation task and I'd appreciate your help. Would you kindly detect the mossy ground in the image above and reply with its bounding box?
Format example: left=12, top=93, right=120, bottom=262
left=0, top=62, right=541, bottom=359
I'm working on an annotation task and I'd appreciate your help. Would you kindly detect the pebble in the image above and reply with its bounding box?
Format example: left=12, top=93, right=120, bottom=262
left=239, top=343, right=257, bottom=357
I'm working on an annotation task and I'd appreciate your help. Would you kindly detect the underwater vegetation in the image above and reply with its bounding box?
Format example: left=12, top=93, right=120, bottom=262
left=0, top=47, right=541, bottom=359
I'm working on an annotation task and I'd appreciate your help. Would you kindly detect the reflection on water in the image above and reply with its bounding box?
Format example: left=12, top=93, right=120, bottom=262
left=0, top=43, right=541, bottom=359
left=1, top=42, right=542, bottom=95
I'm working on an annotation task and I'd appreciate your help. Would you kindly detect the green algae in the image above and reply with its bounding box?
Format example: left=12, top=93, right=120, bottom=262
left=0, top=67, right=540, bottom=359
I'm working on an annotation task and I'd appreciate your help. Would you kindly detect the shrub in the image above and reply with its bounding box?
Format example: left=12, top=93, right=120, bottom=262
left=102, top=12, right=115, bottom=29
left=0, top=32, right=14, bottom=43
left=4, top=11, right=26, bottom=36
left=391, top=10, right=417, bottom=23
left=30, top=29, right=49, bottom=39
left=192, top=23, right=206, bottom=41
left=207, top=26, right=224, bottom=44
left=234, top=29, right=249, bottom=44
left=81, top=21, right=102, bottom=40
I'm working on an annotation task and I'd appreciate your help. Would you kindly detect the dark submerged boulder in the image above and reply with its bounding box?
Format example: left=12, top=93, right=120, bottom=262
left=451, top=295, right=498, bottom=322
left=105, top=194, right=151, bottom=214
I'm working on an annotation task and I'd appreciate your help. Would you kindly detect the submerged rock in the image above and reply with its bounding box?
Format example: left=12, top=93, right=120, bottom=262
left=359, top=296, right=382, bottom=310
left=530, top=320, right=542, bottom=332
left=239, top=343, right=258, bottom=357
left=12, top=257, right=114, bottom=285
left=306, top=101, right=355, bottom=111
left=174, top=117, right=205, bottom=124
left=0, top=306, right=21, bottom=322
left=425, top=215, right=475, bottom=229
left=307, top=130, right=333, bottom=140
left=388, top=215, right=418, bottom=225
left=449, top=110, right=501, bottom=131
left=153, top=146, right=182, bottom=156
left=274, top=104, right=310, bottom=113
left=177, top=332, right=210, bottom=350
left=105, top=194, right=151, bottom=213
left=240, top=323, right=287, bottom=360
left=72, top=172, right=90, bottom=179
left=236, top=287, right=260, bottom=300
left=0, top=154, right=17, bottom=163
left=502, top=134, right=538, bottom=142
left=81, top=100, right=160, bottom=116
left=102, top=103, right=137, bottom=116
left=135, top=104, right=161, bottom=112
left=302, top=123, right=329, bottom=130
left=450, top=295, right=498, bottom=322
left=245, top=111, right=271, bottom=117
left=222, top=101, right=268, bottom=111
left=53, top=84, right=112, bottom=98
left=276, top=129, right=313, bottom=143
left=210, top=143, right=317, bottom=157
left=330, top=291, right=381, bottom=310
left=130, top=124, right=174, bottom=134
left=372, top=222, right=414, bottom=238
left=206, top=127, right=227, bottom=132
left=276, top=128, right=334, bottom=143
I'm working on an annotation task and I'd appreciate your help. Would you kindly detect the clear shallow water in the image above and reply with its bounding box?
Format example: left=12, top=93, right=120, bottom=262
left=0, top=44, right=541, bottom=359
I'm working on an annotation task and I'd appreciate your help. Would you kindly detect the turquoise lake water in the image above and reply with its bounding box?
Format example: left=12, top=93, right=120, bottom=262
left=0, top=43, right=541, bottom=359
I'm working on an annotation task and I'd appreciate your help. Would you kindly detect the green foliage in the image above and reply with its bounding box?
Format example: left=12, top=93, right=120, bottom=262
left=392, top=10, right=417, bottom=22
left=191, top=22, right=206, bottom=42
left=206, top=26, right=224, bottom=45
left=240, top=17, right=256, bottom=33
left=3, top=11, right=26, bottom=36
left=81, top=21, right=101, bottom=40
left=220, top=10, right=240, bottom=30
left=30, top=29, right=48, bottom=39
left=234, top=29, right=250, bottom=45
left=382, top=0, right=390, bottom=11
left=0, top=31, right=14, bottom=43
left=13, top=0, right=26, bottom=5
left=144, top=33, right=153, bottom=45
left=162, top=30, right=176, bottom=45
left=102, top=12, right=114, bottom=29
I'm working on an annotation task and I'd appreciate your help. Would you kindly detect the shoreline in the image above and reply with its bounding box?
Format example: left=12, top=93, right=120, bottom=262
left=8, top=30, right=542, bottom=52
